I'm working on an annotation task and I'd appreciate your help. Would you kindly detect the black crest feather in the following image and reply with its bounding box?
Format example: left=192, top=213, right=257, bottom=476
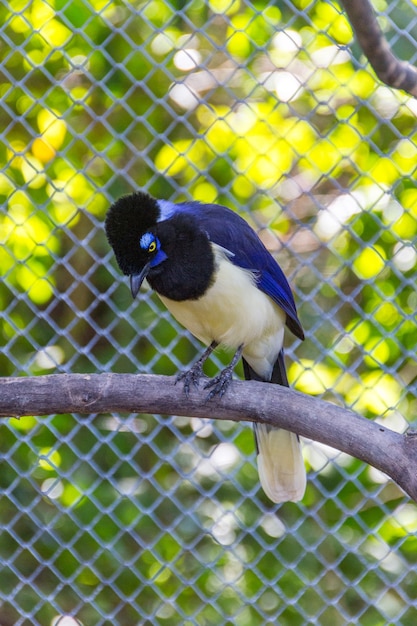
left=105, top=192, right=160, bottom=275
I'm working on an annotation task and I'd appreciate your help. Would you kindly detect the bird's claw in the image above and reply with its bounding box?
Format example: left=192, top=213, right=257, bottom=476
left=204, top=367, right=234, bottom=400
left=176, top=365, right=205, bottom=396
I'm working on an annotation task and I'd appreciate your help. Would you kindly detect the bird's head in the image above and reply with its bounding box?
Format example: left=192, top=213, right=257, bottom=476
left=105, top=191, right=215, bottom=301
left=105, top=192, right=167, bottom=298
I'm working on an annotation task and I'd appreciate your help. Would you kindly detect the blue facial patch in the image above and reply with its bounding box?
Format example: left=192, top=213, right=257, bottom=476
left=139, top=231, right=166, bottom=267
left=140, top=232, right=157, bottom=250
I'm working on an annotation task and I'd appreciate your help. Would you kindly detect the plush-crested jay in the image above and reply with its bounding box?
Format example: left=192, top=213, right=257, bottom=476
left=105, top=191, right=306, bottom=503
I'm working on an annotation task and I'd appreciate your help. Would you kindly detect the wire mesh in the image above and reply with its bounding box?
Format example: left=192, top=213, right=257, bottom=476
left=1, top=0, right=417, bottom=624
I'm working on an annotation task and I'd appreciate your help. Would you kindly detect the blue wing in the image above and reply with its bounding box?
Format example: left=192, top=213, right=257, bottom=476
left=158, top=200, right=304, bottom=340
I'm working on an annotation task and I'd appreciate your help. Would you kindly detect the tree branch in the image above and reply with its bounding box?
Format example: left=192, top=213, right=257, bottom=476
left=1, top=373, right=416, bottom=501
left=340, top=0, right=417, bottom=97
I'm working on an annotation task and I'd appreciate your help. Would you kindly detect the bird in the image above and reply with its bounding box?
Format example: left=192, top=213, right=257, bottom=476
left=105, top=191, right=306, bottom=503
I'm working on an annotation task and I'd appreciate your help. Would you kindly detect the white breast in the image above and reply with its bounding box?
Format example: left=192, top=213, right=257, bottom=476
left=158, top=245, right=286, bottom=379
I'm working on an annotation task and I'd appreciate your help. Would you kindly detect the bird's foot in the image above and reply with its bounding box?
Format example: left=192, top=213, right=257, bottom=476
left=176, top=341, right=218, bottom=396
left=204, top=365, right=234, bottom=400
left=204, top=344, right=243, bottom=400
left=176, top=363, right=206, bottom=396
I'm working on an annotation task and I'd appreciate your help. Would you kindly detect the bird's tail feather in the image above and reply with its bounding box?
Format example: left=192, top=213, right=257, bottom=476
left=253, top=424, right=306, bottom=503
left=242, top=352, right=306, bottom=503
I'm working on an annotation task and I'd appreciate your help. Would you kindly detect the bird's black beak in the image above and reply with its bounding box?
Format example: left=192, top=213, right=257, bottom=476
left=130, top=263, right=150, bottom=299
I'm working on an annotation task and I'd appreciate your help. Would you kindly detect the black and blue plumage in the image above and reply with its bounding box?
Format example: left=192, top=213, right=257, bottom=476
left=105, top=192, right=306, bottom=503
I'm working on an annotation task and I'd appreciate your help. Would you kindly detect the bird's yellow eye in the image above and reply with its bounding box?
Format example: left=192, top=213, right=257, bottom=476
left=140, top=232, right=159, bottom=254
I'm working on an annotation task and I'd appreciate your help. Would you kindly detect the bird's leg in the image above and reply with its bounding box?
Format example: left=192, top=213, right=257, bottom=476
left=204, top=344, right=243, bottom=400
left=176, top=341, right=218, bottom=396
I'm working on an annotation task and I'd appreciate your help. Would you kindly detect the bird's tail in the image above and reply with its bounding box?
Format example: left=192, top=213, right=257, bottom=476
left=242, top=352, right=306, bottom=503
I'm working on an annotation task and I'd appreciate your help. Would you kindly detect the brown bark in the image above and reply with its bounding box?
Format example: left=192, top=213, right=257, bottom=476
left=1, top=373, right=416, bottom=501
left=340, top=0, right=417, bottom=97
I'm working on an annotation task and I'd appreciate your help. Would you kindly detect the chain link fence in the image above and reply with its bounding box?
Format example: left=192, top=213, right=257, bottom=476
left=1, top=0, right=417, bottom=624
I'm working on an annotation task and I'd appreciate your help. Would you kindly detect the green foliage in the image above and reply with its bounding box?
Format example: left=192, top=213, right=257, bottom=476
left=1, top=0, right=417, bottom=623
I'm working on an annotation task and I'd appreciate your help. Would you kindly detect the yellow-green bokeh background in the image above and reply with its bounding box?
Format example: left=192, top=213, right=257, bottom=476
left=1, top=1, right=417, bottom=625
